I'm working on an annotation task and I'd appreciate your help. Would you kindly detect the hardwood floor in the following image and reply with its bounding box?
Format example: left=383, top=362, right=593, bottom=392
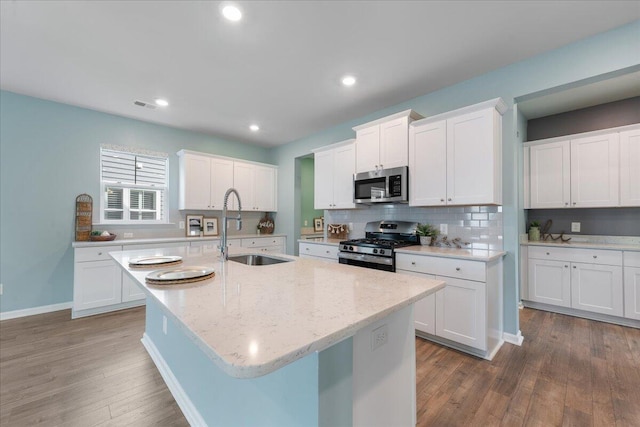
left=1, top=307, right=639, bottom=426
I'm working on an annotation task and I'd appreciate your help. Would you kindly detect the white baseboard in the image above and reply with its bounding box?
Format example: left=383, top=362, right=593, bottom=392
left=0, top=301, right=72, bottom=321
left=503, top=330, right=524, bottom=346
left=141, top=333, right=206, bottom=427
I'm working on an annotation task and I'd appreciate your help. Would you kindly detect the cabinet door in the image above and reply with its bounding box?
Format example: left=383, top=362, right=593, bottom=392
left=530, top=140, right=571, bottom=208
left=397, top=269, right=436, bottom=334
left=446, top=108, right=500, bottom=205
left=355, top=126, right=380, bottom=173
left=314, top=149, right=334, bottom=209
left=620, top=129, right=640, bottom=207
left=624, top=266, right=640, bottom=320
left=379, top=117, right=409, bottom=169
left=571, top=263, right=623, bottom=316
left=409, top=120, right=447, bottom=206
left=180, top=154, right=212, bottom=209
left=435, top=277, right=487, bottom=350
left=332, top=143, right=356, bottom=209
left=122, top=273, right=145, bottom=302
left=571, top=133, right=620, bottom=207
left=210, top=158, right=234, bottom=210
left=233, top=162, right=255, bottom=210
left=254, top=165, right=277, bottom=211
left=74, top=260, right=122, bottom=311
left=527, top=258, right=571, bottom=307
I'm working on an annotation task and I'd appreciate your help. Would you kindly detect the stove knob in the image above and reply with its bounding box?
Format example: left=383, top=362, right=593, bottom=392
left=380, top=249, right=385, bottom=255
left=373, top=249, right=378, bottom=254
left=349, top=246, right=354, bottom=251
left=343, top=245, right=348, bottom=250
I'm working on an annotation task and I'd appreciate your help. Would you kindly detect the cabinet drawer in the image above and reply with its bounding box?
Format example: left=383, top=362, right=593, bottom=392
left=75, top=246, right=123, bottom=262
left=624, top=251, right=640, bottom=268
left=299, top=243, right=338, bottom=260
left=528, top=246, right=622, bottom=266
left=242, top=236, right=285, bottom=248
left=396, top=253, right=485, bottom=282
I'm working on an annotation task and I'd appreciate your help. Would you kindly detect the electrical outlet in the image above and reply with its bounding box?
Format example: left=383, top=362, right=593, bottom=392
left=440, top=224, right=448, bottom=235
left=571, top=222, right=581, bottom=232
left=162, top=315, right=168, bottom=335
left=304, top=220, right=308, bottom=226
left=179, top=221, right=185, bottom=229
left=371, top=324, right=388, bottom=351
left=124, top=232, right=133, bottom=238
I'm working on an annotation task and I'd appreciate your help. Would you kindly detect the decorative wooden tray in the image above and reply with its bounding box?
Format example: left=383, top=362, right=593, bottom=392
left=89, top=233, right=117, bottom=241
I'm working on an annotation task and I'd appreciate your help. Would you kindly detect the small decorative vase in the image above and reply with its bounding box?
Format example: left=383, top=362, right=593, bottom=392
left=419, top=236, right=432, bottom=246
left=528, top=227, right=540, bottom=241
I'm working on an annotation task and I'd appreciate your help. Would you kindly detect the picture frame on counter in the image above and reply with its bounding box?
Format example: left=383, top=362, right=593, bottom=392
left=314, top=217, right=324, bottom=232
left=203, top=217, right=219, bottom=236
left=186, top=214, right=203, bottom=237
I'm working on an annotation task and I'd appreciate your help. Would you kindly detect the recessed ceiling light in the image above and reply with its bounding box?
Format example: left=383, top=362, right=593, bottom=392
left=222, top=5, right=242, bottom=21
left=341, top=75, right=356, bottom=87
left=249, top=124, right=260, bottom=132
left=154, top=98, right=169, bottom=107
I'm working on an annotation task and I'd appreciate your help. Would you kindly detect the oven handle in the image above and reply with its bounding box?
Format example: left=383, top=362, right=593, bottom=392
left=338, top=251, right=393, bottom=266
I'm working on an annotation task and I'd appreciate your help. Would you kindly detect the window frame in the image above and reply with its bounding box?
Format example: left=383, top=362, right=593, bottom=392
left=99, top=147, right=169, bottom=225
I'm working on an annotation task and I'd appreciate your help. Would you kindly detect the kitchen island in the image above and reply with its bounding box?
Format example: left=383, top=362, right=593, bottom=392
left=111, top=245, right=444, bottom=426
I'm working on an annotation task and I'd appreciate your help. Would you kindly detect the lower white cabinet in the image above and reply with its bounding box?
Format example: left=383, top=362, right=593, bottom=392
left=524, top=245, right=636, bottom=323
left=74, top=258, right=123, bottom=312
left=298, top=241, right=339, bottom=262
left=242, top=236, right=285, bottom=254
left=396, top=252, right=503, bottom=360
left=624, top=252, right=640, bottom=320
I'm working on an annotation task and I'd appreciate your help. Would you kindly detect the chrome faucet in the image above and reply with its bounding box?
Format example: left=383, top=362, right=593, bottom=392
left=219, top=188, right=242, bottom=261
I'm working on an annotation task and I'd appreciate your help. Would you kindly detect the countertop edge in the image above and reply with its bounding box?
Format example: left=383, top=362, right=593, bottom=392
left=73, top=234, right=286, bottom=248
left=395, top=247, right=507, bottom=262
left=297, top=239, right=342, bottom=246
left=521, top=241, right=640, bottom=252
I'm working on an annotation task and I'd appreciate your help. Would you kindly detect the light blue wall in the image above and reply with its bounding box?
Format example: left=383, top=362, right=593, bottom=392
left=273, top=21, right=640, bottom=335
left=0, top=92, right=272, bottom=312
left=300, top=157, right=323, bottom=230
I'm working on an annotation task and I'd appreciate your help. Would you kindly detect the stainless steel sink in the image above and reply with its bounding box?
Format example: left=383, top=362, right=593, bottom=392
left=228, top=254, right=292, bottom=266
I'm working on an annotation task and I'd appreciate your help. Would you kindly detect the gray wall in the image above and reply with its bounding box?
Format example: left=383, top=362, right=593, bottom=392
left=527, top=96, right=640, bottom=141
left=527, top=208, right=640, bottom=236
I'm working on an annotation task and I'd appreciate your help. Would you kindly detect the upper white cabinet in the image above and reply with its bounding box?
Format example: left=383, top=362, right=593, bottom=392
left=353, top=110, right=423, bottom=173
left=233, top=162, right=278, bottom=211
left=313, top=139, right=356, bottom=209
left=620, top=128, right=640, bottom=206
left=409, top=98, right=506, bottom=206
left=526, top=124, right=639, bottom=209
left=178, top=150, right=277, bottom=212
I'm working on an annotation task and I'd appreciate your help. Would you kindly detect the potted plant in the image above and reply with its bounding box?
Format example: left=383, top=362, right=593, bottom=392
left=416, top=223, right=439, bottom=246
left=528, top=220, right=541, bottom=241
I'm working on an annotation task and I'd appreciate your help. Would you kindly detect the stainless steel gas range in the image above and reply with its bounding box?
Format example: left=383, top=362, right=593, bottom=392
left=338, top=221, right=419, bottom=272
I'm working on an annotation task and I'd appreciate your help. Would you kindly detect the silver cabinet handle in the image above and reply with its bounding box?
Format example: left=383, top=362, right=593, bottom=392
left=564, top=202, right=569, bottom=206
left=546, top=252, right=550, bottom=255
left=411, top=261, right=416, bottom=265
left=440, top=199, right=445, bottom=202
left=564, top=265, right=568, bottom=268
left=448, top=198, right=452, bottom=201
left=455, top=267, right=461, bottom=271
left=98, top=252, right=103, bottom=256
left=305, top=247, right=310, bottom=251
left=593, top=255, right=597, bottom=259
left=325, top=250, right=330, bottom=254
left=573, top=265, right=577, bottom=269
left=573, top=202, right=577, bottom=205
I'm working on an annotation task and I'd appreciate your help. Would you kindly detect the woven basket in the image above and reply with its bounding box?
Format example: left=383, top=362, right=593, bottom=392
left=75, top=194, right=93, bottom=241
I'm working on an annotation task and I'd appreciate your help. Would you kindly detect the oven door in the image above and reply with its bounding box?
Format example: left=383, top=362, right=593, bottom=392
left=338, top=251, right=395, bottom=272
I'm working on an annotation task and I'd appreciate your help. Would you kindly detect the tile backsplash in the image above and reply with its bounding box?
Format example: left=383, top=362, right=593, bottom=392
left=325, top=205, right=503, bottom=250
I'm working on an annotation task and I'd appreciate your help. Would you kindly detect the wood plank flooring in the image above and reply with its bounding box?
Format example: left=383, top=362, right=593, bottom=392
left=1, top=307, right=639, bottom=426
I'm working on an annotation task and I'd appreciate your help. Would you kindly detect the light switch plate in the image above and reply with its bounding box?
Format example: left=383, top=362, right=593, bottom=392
left=571, top=222, right=581, bottom=232
left=440, top=224, right=448, bottom=235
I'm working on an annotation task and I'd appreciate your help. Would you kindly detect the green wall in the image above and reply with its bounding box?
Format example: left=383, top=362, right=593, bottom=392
left=0, top=91, right=272, bottom=312
left=300, top=157, right=323, bottom=231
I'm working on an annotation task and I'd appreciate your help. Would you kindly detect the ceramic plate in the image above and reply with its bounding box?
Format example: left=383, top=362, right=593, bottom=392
left=129, top=255, right=182, bottom=266
left=146, top=266, right=214, bottom=282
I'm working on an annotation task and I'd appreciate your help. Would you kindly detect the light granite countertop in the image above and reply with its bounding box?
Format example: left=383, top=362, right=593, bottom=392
left=72, top=233, right=286, bottom=248
left=111, top=245, right=444, bottom=379
left=519, top=234, right=640, bottom=252
left=297, top=238, right=342, bottom=246
left=395, top=246, right=506, bottom=262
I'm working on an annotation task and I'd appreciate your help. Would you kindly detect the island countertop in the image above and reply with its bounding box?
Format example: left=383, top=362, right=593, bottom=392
left=111, top=246, right=445, bottom=379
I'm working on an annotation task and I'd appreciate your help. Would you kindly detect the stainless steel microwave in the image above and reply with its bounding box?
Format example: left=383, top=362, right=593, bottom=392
left=354, top=166, right=408, bottom=204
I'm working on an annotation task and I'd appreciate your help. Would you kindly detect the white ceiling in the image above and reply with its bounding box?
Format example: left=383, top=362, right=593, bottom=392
left=1, top=1, right=638, bottom=147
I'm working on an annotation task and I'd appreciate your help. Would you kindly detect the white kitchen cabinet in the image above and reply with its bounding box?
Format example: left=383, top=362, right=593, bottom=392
left=409, top=98, right=505, bottom=207
left=570, top=133, right=619, bottom=208
left=527, top=258, right=571, bottom=307
left=396, top=252, right=503, bottom=360
left=242, top=236, right=286, bottom=254
left=529, top=140, right=571, bottom=208
left=233, top=162, right=278, bottom=212
left=298, top=241, right=339, bottom=262
left=313, top=139, right=356, bottom=209
left=620, top=128, right=640, bottom=207
left=353, top=110, right=423, bottom=173
left=623, top=252, right=640, bottom=320
left=178, top=151, right=234, bottom=210
left=525, top=245, right=628, bottom=321
left=74, top=256, right=123, bottom=312
left=526, top=126, right=640, bottom=209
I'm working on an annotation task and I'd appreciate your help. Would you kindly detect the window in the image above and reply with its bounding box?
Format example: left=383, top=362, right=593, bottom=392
left=100, top=147, right=169, bottom=224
